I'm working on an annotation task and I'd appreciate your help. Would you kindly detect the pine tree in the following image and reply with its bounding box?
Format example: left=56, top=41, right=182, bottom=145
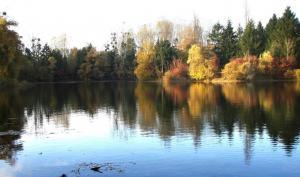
left=275, top=7, right=300, bottom=61
left=265, top=14, right=278, bottom=54
left=222, top=21, right=238, bottom=65
left=208, top=21, right=238, bottom=67
left=255, top=22, right=266, bottom=56
left=240, top=20, right=257, bottom=56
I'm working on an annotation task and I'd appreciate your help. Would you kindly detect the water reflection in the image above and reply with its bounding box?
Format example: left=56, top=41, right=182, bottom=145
left=0, top=82, right=300, bottom=166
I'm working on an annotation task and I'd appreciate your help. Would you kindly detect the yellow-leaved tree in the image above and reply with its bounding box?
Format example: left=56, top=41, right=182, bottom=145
left=187, top=45, right=218, bottom=80
left=134, top=42, right=157, bottom=80
left=258, top=51, right=274, bottom=76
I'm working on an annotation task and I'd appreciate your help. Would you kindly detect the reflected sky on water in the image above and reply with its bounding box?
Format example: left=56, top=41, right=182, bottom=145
left=0, top=82, right=300, bottom=177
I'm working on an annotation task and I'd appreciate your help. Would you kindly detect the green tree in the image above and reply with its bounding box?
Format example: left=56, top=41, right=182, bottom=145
left=66, top=48, right=79, bottom=80
left=208, top=22, right=223, bottom=60
left=255, top=22, right=266, bottom=56
left=105, top=32, right=119, bottom=79
left=78, top=47, right=99, bottom=80
left=222, top=21, right=238, bottom=65
left=240, top=20, right=260, bottom=56
left=0, top=14, right=23, bottom=83
left=116, top=32, right=136, bottom=79
left=265, top=14, right=278, bottom=55
left=48, top=56, right=57, bottom=80
left=209, top=21, right=238, bottom=67
left=274, top=7, right=300, bottom=61
left=25, top=39, right=57, bottom=81
left=236, top=24, right=244, bottom=57
left=154, top=40, right=177, bottom=76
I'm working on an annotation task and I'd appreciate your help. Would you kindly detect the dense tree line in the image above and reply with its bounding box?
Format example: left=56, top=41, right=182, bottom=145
left=0, top=7, right=299, bottom=84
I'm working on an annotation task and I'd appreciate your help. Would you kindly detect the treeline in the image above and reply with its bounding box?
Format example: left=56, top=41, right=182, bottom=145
left=20, top=33, right=136, bottom=82
left=0, top=7, right=299, bottom=84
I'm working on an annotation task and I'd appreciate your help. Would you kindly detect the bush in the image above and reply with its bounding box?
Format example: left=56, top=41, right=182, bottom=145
left=222, top=56, right=258, bottom=80
left=170, top=59, right=188, bottom=79
left=272, top=57, right=296, bottom=79
left=189, top=59, right=218, bottom=80
left=258, top=51, right=274, bottom=76
left=163, top=59, right=188, bottom=82
left=295, top=69, right=300, bottom=81
left=283, top=69, right=295, bottom=79
left=134, top=63, right=157, bottom=80
left=258, top=51, right=296, bottom=79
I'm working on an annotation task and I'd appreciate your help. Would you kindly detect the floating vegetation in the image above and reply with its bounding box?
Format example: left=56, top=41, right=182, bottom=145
left=70, top=162, right=136, bottom=176
left=0, top=130, right=22, bottom=136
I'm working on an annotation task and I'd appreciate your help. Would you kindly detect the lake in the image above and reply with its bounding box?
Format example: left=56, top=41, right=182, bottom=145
left=0, top=82, right=300, bottom=177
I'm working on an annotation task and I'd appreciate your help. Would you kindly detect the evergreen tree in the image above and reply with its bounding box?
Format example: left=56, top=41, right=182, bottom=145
left=236, top=24, right=244, bottom=57
left=265, top=14, right=278, bottom=54
left=208, top=23, right=223, bottom=62
left=255, top=22, right=266, bottom=56
left=154, top=40, right=177, bottom=76
left=222, top=21, right=238, bottom=65
left=209, top=21, right=238, bottom=67
left=240, top=20, right=257, bottom=56
left=275, top=7, right=300, bottom=61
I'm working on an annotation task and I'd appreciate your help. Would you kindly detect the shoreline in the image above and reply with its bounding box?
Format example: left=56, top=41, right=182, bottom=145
left=22, top=78, right=299, bottom=84
left=1, top=78, right=298, bottom=89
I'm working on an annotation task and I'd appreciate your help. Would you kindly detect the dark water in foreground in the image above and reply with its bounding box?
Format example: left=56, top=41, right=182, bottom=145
left=0, top=82, right=300, bottom=177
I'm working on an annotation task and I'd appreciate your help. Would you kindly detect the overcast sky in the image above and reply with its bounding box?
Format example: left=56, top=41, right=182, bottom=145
left=2, top=0, right=299, bottom=49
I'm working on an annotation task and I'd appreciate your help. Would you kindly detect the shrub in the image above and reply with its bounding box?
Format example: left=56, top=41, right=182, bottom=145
left=258, top=51, right=274, bottom=76
left=170, top=59, right=188, bottom=78
left=295, top=69, right=300, bottom=81
left=283, top=69, right=295, bottom=79
left=163, top=59, right=188, bottom=82
left=272, top=57, right=296, bottom=79
left=222, top=56, right=258, bottom=80
left=258, top=51, right=296, bottom=79
left=189, top=59, right=218, bottom=80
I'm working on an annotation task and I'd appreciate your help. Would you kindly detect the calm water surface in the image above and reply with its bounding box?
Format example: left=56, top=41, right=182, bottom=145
left=0, top=82, right=300, bottom=177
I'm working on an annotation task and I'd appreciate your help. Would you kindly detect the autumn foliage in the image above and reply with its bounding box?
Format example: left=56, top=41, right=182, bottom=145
left=222, top=52, right=296, bottom=81
left=272, top=57, right=296, bottom=79
left=134, top=43, right=157, bottom=80
left=187, top=45, right=219, bottom=81
left=222, top=56, right=258, bottom=80
left=163, top=59, right=188, bottom=81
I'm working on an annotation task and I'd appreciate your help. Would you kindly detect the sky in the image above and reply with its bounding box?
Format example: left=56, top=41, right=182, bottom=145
left=1, top=0, right=299, bottom=49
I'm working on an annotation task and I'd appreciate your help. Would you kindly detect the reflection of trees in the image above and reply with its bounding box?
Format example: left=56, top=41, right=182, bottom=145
left=0, top=89, right=25, bottom=165
left=115, top=82, right=137, bottom=129
left=162, top=82, right=188, bottom=105
left=1, top=82, right=300, bottom=165
left=222, top=84, right=258, bottom=108
left=0, top=82, right=139, bottom=164
left=135, top=83, right=158, bottom=130
left=220, top=83, right=300, bottom=154
left=257, top=83, right=300, bottom=152
left=135, top=82, right=300, bottom=156
left=187, top=84, right=220, bottom=117
left=0, top=134, right=22, bottom=165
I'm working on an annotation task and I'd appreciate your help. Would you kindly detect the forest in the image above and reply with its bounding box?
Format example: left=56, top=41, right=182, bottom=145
left=0, top=6, right=299, bottom=85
